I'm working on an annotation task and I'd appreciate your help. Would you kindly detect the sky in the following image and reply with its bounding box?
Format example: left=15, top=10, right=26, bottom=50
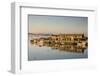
left=28, top=15, right=88, bottom=34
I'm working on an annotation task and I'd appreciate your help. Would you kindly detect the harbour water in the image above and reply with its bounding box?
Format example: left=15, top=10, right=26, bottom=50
left=28, top=35, right=88, bottom=61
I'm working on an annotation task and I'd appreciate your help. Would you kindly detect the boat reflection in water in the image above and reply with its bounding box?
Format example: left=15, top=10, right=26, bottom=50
left=28, top=34, right=88, bottom=60
left=30, top=40, right=87, bottom=53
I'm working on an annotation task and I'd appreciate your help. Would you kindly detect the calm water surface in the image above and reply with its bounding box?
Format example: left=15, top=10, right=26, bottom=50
left=28, top=35, right=88, bottom=61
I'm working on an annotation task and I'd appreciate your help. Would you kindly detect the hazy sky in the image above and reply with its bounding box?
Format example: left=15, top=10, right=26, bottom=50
left=28, top=15, right=88, bottom=34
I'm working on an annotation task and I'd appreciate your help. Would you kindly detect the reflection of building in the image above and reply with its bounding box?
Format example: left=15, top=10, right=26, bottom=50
left=30, top=34, right=88, bottom=52
left=51, top=44, right=85, bottom=53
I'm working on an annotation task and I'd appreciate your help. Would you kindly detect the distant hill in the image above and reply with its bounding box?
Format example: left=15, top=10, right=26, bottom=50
left=28, top=33, right=53, bottom=36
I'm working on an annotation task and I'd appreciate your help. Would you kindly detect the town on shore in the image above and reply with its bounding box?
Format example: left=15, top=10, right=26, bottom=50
left=29, top=33, right=88, bottom=53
